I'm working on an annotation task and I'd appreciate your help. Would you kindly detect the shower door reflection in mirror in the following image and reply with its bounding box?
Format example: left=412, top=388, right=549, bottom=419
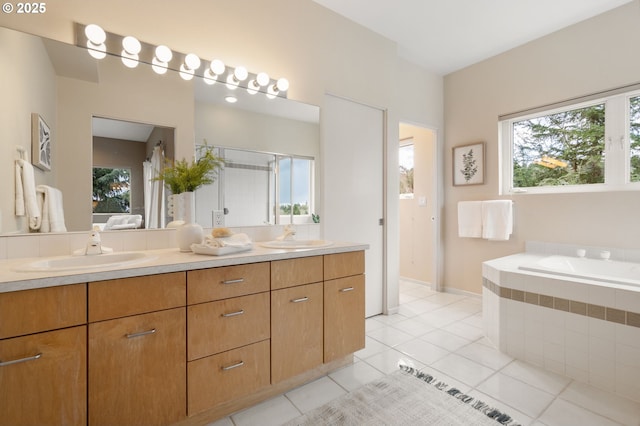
left=195, top=147, right=315, bottom=228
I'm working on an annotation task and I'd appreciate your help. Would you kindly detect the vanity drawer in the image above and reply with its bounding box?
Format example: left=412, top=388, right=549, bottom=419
left=324, top=251, right=365, bottom=280
left=187, top=262, right=270, bottom=304
left=271, top=256, right=323, bottom=290
left=88, top=272, right=186, bottom=322
left=0, top=284, right=86, bottom=339
left=187, top=339, right=270, bottom=415
left=187, top=292, right=270, bottom=361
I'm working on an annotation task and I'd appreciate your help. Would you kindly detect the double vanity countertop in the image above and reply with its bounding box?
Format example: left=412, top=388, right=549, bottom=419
left=0, top=241, right=368, bottom=293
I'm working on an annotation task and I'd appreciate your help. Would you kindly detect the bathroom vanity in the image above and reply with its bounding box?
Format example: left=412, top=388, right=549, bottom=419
left=0, top=243, right=366, bottom=426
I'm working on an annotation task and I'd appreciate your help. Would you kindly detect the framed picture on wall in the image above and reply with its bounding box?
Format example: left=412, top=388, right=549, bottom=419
left=32, top=113, right=51, bottom=171
left=452, top=142, right=484, bottom=186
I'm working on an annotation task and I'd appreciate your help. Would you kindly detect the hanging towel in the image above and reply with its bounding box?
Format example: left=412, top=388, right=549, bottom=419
left=36, top=185, right=67, bottom=233
left=457, top=201, right=483, bottom=238
left=15, top=159, right=41, bottom=230
left=481, top=200, right=513, bottom=241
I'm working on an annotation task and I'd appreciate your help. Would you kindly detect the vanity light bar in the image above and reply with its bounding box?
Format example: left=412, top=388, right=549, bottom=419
left=75, top=23, right=289, bottom=99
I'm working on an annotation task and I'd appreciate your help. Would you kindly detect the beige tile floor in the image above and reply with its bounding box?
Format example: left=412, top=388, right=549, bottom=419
left=210, top=280, right=640, bottom=426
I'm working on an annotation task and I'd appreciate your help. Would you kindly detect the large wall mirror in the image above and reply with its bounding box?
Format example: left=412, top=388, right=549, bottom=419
left=1, top=24, right=319, bottom=235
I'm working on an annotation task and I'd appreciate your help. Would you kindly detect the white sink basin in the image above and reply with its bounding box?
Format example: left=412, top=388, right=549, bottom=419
left=259, top=240, right=333, bottom=249
left=14, top=252, right=154, bottom=272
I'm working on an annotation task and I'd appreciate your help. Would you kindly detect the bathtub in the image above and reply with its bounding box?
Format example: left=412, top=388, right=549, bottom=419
left=482, top=248, right=640, bottom=403
left=519, top=255, right=640, bottom=287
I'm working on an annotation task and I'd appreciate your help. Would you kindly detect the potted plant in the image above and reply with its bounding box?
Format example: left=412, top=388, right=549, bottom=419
left=155, top=143, right=224, bottom=251
left=156, top=144, right=224, bottom=195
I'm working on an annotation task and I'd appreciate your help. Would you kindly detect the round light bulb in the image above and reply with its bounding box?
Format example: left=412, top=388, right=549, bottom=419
left=225, top=96, right=238, bottom=104
left=155, top=45, right=172, bottom=63
left=247, top=80, right=259, bottom=95
left=256, top=72, right=270, bottom=87
left=179, top=64, right=195, bottom=80
left=226, top=74, right=239, bottom=90
left=203, top=69, right=218, bottom=85
left=210, top=59, right=225, bottom=75
left=152, top=57, right=168, bottom=74
left=276, top=77, right=289, bottom=92
left=266, top=84, right=278, bottom=99
left=184, top=53, right=201, bottom=71
left=121, top=50, right=139, bottom=68
left=234, top=66, right=248, bottom=81
left=86, top=41, right=106, bottom=59
left=122, top=36, right=141, bottom=55
left=85, top=24, right=106, bottom=45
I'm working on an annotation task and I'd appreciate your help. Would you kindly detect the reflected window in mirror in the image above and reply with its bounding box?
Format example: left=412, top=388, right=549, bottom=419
left=195, top=147, right=315, bottom=227
left=92, top=167, right=131, bottom=213
left=277, top=156, right=314, bottom=224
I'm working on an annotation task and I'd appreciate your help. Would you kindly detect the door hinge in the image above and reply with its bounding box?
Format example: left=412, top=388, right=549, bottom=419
left=379, top=218, right=384, bottom=226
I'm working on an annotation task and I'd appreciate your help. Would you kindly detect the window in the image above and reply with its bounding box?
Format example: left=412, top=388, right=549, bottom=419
left=399, top=141, right=414, bottom=198
left=277, top=156, right=314, bottom=223
left=92, top=167, right=131, bottom=213
left=211, top=147, right=315, bottom=226
left=500, top=88, right=640, bottom=194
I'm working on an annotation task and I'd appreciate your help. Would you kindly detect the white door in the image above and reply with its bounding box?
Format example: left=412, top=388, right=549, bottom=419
left=322, top=94, right=385, bottom=317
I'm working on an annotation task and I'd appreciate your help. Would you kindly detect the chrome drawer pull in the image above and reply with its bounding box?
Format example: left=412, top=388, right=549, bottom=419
left=340, top=287, right=355, bottom=293
left=0, top=352, right=42, bottom=367
left=221, top=360, right=244, bottom=371
left=291, top=296, right=309, bottom=303
left=221, top=309, right=245, bottom=318
left=126, top=328, right=157, bottom=339
left=221, top=278, right=244, bottom=285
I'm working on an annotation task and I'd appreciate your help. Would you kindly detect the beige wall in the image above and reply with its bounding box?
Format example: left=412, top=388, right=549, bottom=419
left=399, top=124, right=436, bottom=284
left=443, top=1, right=640, bottom=294
left=56, top=54, right=194, bottom=231
left=1, top=28, right=57, bottom=234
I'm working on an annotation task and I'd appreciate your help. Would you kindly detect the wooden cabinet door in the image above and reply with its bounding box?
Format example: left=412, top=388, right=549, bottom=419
left=188, top=292, right=270, bottom=361
left=0, top=326, right=86, bottom=426
left=324, top=275, right=365, bottom=362
left=271, top=282, right=323, bottom=383
left=188, top=340, right=270, bottom=415
left=88, top=308, right=186, bottom=426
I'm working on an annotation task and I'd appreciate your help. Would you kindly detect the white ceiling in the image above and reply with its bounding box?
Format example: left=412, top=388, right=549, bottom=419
left=92, top=117, right=154, bottom=142
left=312, top=0, right=633, bottom=75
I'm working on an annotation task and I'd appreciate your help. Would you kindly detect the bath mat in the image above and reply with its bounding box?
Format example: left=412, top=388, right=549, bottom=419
left=284, top=365, right=521, bottom=426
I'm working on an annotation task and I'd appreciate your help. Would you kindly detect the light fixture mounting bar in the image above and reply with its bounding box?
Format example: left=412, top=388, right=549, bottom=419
left=73, top=22, right=289, bottom=99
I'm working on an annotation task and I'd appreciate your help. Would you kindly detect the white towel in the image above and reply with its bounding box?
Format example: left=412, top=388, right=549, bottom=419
left=457, top=201, right=483, bottom=238
left=481, top=200, right=513, bottom=241
left=15, top=159, right=41, bottom=230
left=36, top=185, right=67, bottom=233
left=204, top=233, right=252, bottom=248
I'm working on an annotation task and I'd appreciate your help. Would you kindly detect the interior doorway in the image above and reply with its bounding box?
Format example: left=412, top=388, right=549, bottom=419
left=398, top=122, right=437, bottom=288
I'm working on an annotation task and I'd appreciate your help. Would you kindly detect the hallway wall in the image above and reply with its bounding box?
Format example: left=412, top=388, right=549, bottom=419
left=399, top=123, right=436, bottom=285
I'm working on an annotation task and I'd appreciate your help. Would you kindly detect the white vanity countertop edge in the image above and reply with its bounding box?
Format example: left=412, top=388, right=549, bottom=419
left=0, top=241, right=369, bottom=293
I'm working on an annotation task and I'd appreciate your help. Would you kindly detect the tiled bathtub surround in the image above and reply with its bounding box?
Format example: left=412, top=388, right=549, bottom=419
left=483, top=244, right=640, bottom=404
left=483, top=279, right=640, bottom=328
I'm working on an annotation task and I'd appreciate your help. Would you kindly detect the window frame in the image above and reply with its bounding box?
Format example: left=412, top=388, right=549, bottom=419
left=499, top=88, right=640, bottom=195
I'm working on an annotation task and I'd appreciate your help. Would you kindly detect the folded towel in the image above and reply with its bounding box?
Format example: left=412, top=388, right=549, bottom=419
left=204, top=233, right=252, bottom=248
left=481, top=200, right=513, bottom=241
left=36, top=185, right=67, bottom=233
left=103, top=214, right=142, bottom=230
left=16, top=159, right=41, bottom=230
left=457, top=201, right=483, bottom=238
